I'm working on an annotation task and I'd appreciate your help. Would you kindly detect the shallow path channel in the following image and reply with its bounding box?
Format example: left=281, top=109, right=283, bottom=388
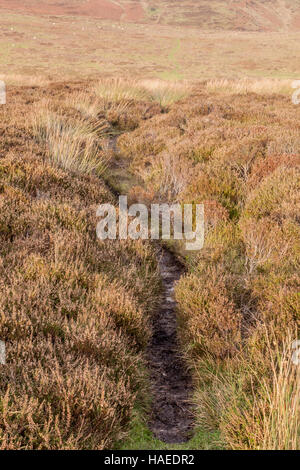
left=107, top=136, right=194, bottom=444
left=147, top=248, right=194, bottom=443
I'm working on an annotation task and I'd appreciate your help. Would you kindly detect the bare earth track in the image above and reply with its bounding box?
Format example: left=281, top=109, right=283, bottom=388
left=148, top=248, right=194, bottom=443
left=107, top=136, right=194, bottom=443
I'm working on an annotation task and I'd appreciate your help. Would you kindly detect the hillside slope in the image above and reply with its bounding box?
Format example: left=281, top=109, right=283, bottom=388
left=0, top=0, right=299, bottom=31
left=145, top=0, right=300, bottom=31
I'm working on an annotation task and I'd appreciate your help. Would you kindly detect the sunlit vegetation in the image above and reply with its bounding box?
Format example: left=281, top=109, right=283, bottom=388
left=0, top=83, right=161, bottom=449
left=118, top=78, right=300, bottom=450
left=0, top=77, right=299, bottom=449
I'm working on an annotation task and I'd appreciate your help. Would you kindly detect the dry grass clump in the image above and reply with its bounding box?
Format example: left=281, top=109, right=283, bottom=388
left=140, top=79, right=192, bottom=107
left=0, top=84, right=160, bottom=449
left=66, top=88, right=162, bottom=132
left=94, top=78, right=192, bottom=109
left=31, top=103, right=111, bottom=175
left=205, top=78, right=293, bottom=95
left=225, top=328, right=300, bottom=450
left=194, top=327, right=300, bottom=450
left=64, top=90, right=130, bottom=126
left=94, top=78, right=149, bottom=103
left=135, top=151, right=192, bottom=202
left=118, top=85, right=300, bottom=449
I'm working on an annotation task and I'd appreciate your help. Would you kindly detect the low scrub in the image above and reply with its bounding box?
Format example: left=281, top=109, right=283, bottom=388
left=94, top=78, right=149, bottom=103
left=1, top=79, right=299, bottom=450
left=118, top=84, right=300, bottom=449
left=0, top=84, right=160, bottom=449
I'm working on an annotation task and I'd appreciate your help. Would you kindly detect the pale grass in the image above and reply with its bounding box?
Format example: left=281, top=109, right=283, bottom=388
left=31, top=104, right=110, bottom=174
left=140, top=79, right=192, bottom=106
left=64, top=90, right=131, bottom=126
left=225, top=328, right=300, bottom=450
left=205, top=78, right=294, bottom=95
left=241, top=218, right=290, bottom=274
left=0, top=74, right=51, bottom=87
left=93, top=78, right=191, bottom=107
left=94, top=78, right=149, bottom=103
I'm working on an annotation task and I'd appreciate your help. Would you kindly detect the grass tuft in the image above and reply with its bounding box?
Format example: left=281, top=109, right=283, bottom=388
left=31, top=104, right=111, bottom=175
left=141, top=79, right=191, bottom=106
left=205, top=78, right=294, bottom=95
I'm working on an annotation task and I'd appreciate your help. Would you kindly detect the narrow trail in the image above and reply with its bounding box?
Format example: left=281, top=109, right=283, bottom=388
left=107, top=136, right=194, bottom=444
left=148, top=248, right=194, bottom=443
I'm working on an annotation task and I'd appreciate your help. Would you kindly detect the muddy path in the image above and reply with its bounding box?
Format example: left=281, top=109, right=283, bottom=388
left=148, top=248, right=194, bottom=443
left=106, top=136, right=194, bottom=444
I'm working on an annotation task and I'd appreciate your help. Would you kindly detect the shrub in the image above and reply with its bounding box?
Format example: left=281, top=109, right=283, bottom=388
left=244, top=166, right=300, bottom=221
left=0, top=85, right=160, bottom=449
left=175, top=268, right=242, bottom=359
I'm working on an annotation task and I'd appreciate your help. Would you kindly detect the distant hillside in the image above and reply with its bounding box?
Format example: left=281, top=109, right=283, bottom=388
left=145, top=0, right=300, bottom=31
left=0, top=0, right=299, bottom=31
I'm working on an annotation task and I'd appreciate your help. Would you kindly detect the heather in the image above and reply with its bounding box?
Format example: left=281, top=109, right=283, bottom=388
left=118, top=80, right=300, bottom=449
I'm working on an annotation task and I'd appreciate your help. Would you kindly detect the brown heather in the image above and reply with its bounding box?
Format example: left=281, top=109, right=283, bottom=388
left=1, top=78, right=299, bottom=450
left=0, top=83, right=161, bottom=449
left=118, top=81, right=300, bottom=449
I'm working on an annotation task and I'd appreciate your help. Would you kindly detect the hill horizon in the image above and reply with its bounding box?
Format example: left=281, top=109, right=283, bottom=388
left=0, top=0, right=299, bottom=32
